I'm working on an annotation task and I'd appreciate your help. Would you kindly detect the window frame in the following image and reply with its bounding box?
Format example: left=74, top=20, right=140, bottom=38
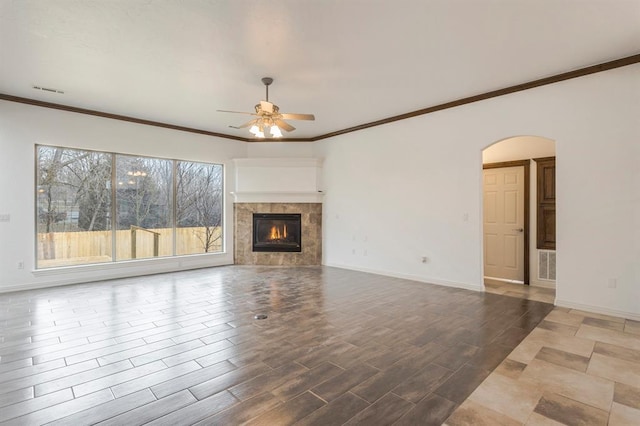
left=35, top=144, right=225, bottom=269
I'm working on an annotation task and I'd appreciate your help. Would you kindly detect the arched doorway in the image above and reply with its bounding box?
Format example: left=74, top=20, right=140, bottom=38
left=481, top=136, right=556, bottom=303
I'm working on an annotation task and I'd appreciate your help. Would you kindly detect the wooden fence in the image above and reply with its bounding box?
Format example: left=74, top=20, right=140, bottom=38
left=37, top=227, right=222, bottom=268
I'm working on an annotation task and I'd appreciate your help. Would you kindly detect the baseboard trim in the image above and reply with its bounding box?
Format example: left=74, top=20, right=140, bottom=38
left=323, top=262, right=483, bottom=292
left=555, top=299, right=640, bottom=321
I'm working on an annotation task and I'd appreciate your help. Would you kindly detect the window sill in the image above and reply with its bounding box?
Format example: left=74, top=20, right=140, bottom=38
left=32, top=252, right=230, bottom=277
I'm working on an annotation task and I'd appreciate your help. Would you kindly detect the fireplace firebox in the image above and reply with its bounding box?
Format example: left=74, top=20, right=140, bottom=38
left=252, top=213, right=302, bottom=252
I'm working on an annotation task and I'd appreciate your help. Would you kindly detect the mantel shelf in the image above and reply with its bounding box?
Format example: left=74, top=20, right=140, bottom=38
left=230, top=191, right=324, bottom=203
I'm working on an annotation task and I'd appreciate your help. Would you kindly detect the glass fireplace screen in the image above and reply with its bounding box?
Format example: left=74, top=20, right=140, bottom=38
left=252, top=213, right=302, bottom=252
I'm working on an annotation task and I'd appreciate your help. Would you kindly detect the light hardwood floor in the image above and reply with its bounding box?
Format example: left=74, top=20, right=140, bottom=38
left=0, top=267, right=637, bottom=425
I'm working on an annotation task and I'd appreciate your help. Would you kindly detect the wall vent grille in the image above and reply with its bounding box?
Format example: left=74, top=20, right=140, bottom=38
left=32, top=85, right=64, bottom=94
left=538, top=250, right=556, bottom=281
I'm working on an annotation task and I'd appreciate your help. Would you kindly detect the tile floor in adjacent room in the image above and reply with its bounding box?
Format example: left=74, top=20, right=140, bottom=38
left=0, top=266, right=637, bottom=425
left=484, top=279, right=556, bottom=305
left=445, top=307, right=640, bottom=425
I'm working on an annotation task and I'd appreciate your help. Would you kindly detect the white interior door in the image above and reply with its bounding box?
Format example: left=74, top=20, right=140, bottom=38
left=483, top=166, right=525, bottom=282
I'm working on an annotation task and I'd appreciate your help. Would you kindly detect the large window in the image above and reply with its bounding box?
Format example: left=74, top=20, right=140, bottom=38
left=36, top=145, right=224, bottom=269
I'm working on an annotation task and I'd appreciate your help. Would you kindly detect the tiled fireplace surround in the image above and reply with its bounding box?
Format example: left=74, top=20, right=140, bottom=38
left=234, top=202, right=322, bottom=265
left=232, top=158, right=323, bottom=266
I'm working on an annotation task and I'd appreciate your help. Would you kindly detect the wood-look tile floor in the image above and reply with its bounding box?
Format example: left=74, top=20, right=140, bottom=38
left=0, top=266, right=557, bottom=425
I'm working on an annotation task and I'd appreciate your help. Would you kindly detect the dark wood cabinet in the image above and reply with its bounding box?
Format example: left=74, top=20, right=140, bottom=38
left=534, top=157, right=556, bottom=250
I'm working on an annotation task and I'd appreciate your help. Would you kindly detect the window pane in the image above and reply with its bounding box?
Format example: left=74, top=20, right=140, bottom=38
left=36, top=146, right=113, bottom=268
left=115, top=155, right=173, bottom=260
left=176, top=161, right=223, bottom=255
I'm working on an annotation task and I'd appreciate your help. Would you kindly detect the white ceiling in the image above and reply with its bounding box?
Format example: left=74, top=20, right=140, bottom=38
left=1, top=0, right=639, bottom=140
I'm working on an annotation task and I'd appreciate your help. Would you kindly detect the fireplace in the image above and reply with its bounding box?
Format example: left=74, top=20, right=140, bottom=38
left=235, top=204, right=321, bottom=265
left=252, top=213, right=302, bottom=252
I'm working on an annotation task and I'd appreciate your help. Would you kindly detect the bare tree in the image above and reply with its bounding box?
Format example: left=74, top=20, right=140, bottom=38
left=115, top=156, right=172, bottom=230
left=176, top=161, right=223, bottom=253
left=73, top=154, right=111, bottom=231
left=37, top=147, right=111, bottom=259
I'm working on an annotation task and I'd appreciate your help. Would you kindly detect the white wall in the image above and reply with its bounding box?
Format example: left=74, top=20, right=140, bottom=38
left=483, top=136, right=557, bottom=288
left=315, top=64, right=640, bottom=319
left=1, top=65, right=638, bottom=320
left=0, top=101, right=247, bottom=292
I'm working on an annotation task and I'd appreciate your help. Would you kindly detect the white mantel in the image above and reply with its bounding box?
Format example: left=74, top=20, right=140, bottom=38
left=231, top=157, right=324, bottom=203
left=230, top=191, right=324, bottom=203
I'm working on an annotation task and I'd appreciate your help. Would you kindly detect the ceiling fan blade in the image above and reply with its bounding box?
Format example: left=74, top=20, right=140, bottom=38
left=229, top=119, right=258, bottom=129
left=217, top=109, right=257, bottom=116
left=280, top=113, right=315, bottom=121
left=275, top=119, right=295, bottom=132
left=260, top=101, right=274, bottom=113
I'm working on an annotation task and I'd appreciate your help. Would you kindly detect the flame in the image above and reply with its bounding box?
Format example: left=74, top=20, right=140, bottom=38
left=268, top=224, right=287, bottom=240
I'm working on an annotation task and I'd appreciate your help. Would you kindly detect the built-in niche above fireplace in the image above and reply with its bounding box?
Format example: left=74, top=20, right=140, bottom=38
left=253, top=213, right=302, bottom=252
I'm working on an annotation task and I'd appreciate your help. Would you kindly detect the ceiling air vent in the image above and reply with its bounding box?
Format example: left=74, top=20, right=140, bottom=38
left=32, top=85, right=64, bottom=94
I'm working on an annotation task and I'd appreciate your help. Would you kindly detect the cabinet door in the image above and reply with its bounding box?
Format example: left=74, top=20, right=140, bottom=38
left=535, top=157, right=556, bottom=250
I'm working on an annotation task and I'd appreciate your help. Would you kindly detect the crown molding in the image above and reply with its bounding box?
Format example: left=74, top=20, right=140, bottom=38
left=311, top=53, right=640, bottom=141
left=0, top=93, right=248, bottom=142
left=2, top=53, right=638, bottom=143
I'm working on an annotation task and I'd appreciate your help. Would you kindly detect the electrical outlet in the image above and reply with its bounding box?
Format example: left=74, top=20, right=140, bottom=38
left=421, top=256, right=428, bottom=263
left=17, top=261, right=24, bottom=270
left=0, top=214, right=10, bottom=222
left=607, top=278, right=617, bottom=288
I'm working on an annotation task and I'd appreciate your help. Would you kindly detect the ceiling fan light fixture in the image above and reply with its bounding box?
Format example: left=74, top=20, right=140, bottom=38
left=218, top=77, right=315, bottom=138
left=270, top=125, right=283, bottom=138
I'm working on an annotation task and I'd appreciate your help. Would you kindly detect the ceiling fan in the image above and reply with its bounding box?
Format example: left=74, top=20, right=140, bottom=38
left=218, top=77, right=315, bottom=138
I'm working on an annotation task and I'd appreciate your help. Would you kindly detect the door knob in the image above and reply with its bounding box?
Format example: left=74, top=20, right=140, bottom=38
left=514, top=228, right=524, bottom=232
